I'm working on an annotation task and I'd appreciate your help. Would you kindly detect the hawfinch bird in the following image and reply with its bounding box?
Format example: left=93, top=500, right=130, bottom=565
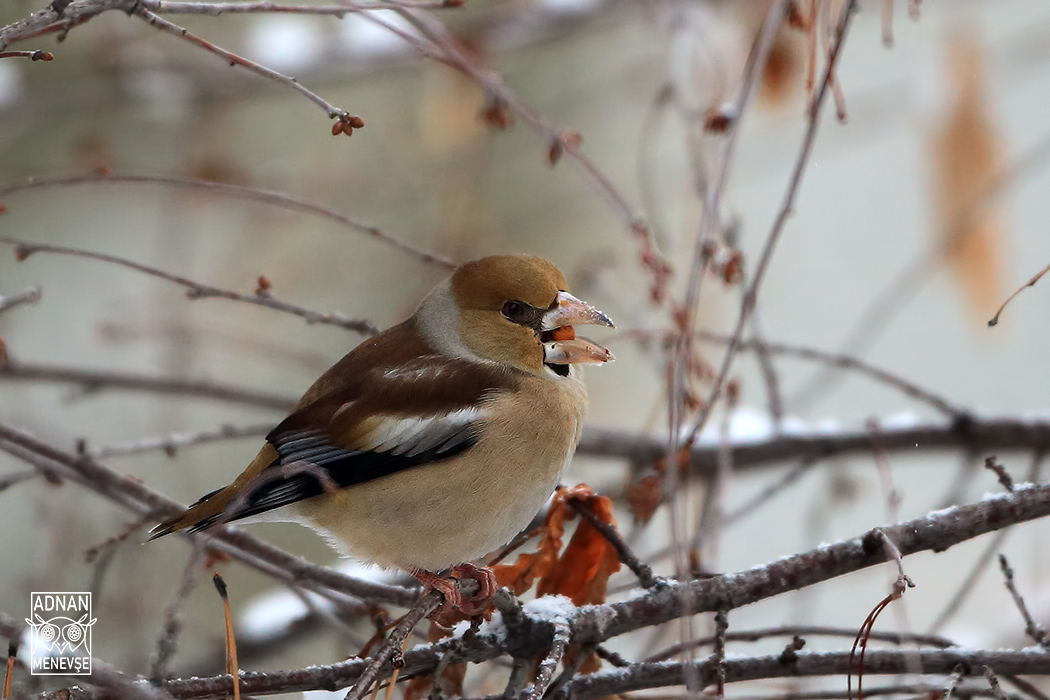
left=151, top=254, right=613, bottom=615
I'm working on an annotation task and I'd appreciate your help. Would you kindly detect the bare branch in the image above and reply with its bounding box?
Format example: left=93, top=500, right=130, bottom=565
left=150, top=544, right=208, bottom=682
left=0, top=286, right=42, bottom=316
left=568, top=499, right=660, bottom=589
left=988, top=259, right=1050, bottom=326
left=614, top=328, right=967, bottom=419
left=929, top=451, right=1044, bottom=634
left=0, top=236, right=378, bottom=334
left=525, top=617, right=571, bottom=700
left=683, top=0, right=859, bottom=446
left=645, top=625, right=957, bottom=663
left=4, top=471, right=1048, bottom=699
left=379, top=6, right=670, bottom=297
left=560, top=650, right=1050, bottom=700
left=998, top=554, right=1050, bottom=651
left=0, top=361, right=295, bottom=411
left=0, top=173, right=455, bottom=269
left=97, top=648, right=1050, bottom=699
left=132, top=7, right=360, bottom=128
left=344, top=590, right=442, bottom=700
left=0, top=49, right=53, bottom=60
left=0, top=420, right=419, bottom=608
left=88, top=423, right=274, bottom=459
left=149, top=1, right=461, bottom=15
left=790, top=129, right=1050, bottom=412
left=571, top=482, right=1050, bottom=642
left=581, top=417, right=1050, bottom=479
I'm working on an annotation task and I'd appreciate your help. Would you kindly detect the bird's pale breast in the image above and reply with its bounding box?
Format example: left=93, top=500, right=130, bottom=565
left=297, top=371, right=587, bottom=572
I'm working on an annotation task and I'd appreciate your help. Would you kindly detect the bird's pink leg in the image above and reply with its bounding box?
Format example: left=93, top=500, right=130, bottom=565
left=412, top=565, right=497, bottom=619
left=412, top=569, right=464, bottom=620
left=450, top=563, right=497, bottom=617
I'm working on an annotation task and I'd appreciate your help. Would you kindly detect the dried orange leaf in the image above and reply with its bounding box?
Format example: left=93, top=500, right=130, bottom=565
left=537, top=492, right=621, bottom=606
left=492, top=488, right=573, bottom=594
left=931, top=32, right=1004, bottom=322
left=493, top=485, right=615, bottom=599
left=628, top=475, right=662, bottom=526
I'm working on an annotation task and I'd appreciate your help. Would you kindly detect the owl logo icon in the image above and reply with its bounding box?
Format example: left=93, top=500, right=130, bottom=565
left=26, top=593, right=95, bottom=675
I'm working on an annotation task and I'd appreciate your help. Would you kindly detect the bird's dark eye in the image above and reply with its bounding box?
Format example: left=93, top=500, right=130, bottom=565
left=502, top=300, right=527, bottom=322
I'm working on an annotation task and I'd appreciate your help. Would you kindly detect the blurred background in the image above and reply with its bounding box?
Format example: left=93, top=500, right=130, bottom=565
left=2, top=0, right=1050, bottom=696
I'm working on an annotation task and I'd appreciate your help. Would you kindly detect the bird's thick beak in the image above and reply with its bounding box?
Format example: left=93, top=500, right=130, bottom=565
left=540, top=291, right=615, bottom=365
left=542, top=291, right=615, bottom=331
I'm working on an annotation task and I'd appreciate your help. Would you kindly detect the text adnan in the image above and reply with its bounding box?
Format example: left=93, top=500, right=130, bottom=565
left=31, top=595, right=89, bottom=613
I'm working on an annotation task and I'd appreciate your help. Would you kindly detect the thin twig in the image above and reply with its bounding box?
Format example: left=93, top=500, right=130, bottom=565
left=683, top=0, right=859, bottom=447
left=150, top=544, right=208, bottom=682
left=620, top=686, right=1021, bottom=700
left=568, top=500, right=659, bottom=589
left=379, top=6, right=670, bottom=296
left=148, top=1, right=459, bottom=14
left=0, top=421, right=419, bottom=608
left=581, top=417, right=1050, bottom=480
left=605, top=328, right=968, bottom=418
left=0, top=49, right=53, bottom=60
left=524, top=617, right=571, bottom=700
left=544, top=642, right=597, bottom=700
left=984, top=456, right=1015, bottom=492
left=645, top=625, right=955, bottom=663
left=0, top=286, right=42, bottom=315
left=998, top=554, right=1050, bottom=650
left=945, top=664, right=967, bottom=700
left=0, top=173, right=454, bottom=269
left=543, top=651, right=1050, bottom=700
left=0, top=361, right=295, bottom=411
left=501, top=658, right=530, bottom=700
left=0, top=236, right=378, bottom=334
left=984, top=667, right=1011, bottom=700
left=344, top=590, right=442, bottom=700
left=790, top=130, right=1050, bottom=412
left=748, top=326, right=785, bottom=427
left=133, top=8, right=359, bottom=129
left=666, top=0, right=791, bottom=597
left=711, top=609, right=729, bottom=700
left=866, top=420, right=902, bottom=523
left=722, top=455, right=820, bottom=527
left=693, top=331, right=964, bottom=417
left=928, top=451, right=1044, bottom=634
left=88, top=423, right=273, bottom=459
left=988, top=260, right=1050, bottom=326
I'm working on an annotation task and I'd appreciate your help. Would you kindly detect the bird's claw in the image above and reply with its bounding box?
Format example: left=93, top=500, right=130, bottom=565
left=414, top=565, right=497, bottom=624
left=449, top=563, right=497, bottom=617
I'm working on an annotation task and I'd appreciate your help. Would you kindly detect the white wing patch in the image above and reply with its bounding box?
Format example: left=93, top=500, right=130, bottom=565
left=359, top=408, right=482, bottom=457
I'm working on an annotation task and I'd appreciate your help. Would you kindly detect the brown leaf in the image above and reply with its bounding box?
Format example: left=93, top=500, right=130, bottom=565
left=759, top=29, right=804, bottom=109
left=931, top=32, right=1004, bottom=322
left=537, top=491, right=621, bottom=606
left=492, top=487, right=576, bottom=594
left=493, top=484, right=622, bottom=605
left=627, top=475, right=662, bottom=526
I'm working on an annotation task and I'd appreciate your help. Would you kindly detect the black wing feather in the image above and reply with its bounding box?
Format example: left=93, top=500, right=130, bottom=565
left=187, top=421, right=480, bottom=532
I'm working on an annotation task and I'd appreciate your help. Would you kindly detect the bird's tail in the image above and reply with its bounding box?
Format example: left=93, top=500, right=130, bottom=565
left=149, top=445, right=276, bottom=539
left=149, top=485, right=228, bottom=540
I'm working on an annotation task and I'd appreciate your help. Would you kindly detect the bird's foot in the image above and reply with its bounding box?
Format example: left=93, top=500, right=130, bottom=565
left=449, top=563, right=497, bottom=617
left=412, top=565, right=497, bottom=623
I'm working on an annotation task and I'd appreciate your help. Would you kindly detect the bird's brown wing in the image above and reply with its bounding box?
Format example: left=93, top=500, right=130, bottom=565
left=150, top=355, right=519, bottom=537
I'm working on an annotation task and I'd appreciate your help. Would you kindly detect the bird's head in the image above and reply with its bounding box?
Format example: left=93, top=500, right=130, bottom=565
left=432, top=254, right=614, bottom=377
